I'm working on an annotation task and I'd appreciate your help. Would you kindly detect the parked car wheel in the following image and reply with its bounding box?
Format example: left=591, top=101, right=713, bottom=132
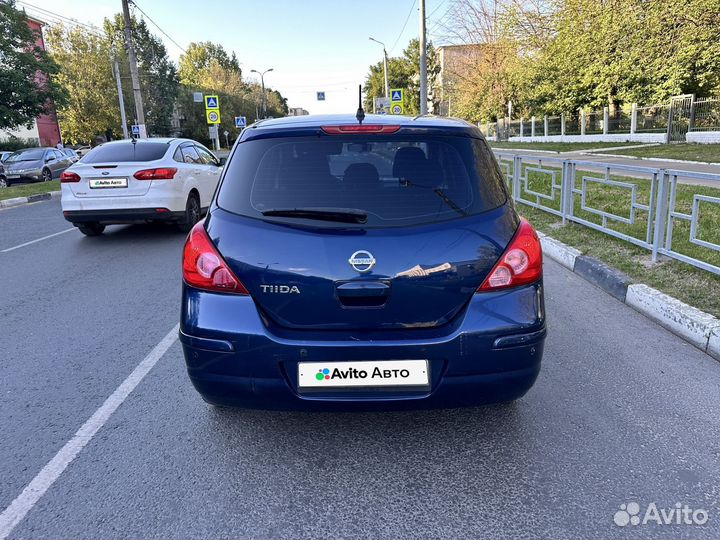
left=41, top=168, right=52, bottom=182
left=77, top=222, right=105, bottom=236
left=178, top=193, right=201, bottom=233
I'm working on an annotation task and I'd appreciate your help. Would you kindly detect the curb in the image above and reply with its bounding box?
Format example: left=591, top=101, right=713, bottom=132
left=0, top=190, right=60, bottom=210
left=538, top=233, right=720, bottom=361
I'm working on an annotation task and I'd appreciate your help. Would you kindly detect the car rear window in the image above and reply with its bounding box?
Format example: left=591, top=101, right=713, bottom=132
left=217, top=134, right=507, bottom=228
left=82, top=142, right=169, bottom=163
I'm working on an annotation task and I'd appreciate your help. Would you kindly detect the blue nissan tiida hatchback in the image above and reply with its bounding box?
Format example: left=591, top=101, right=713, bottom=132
left=180, top=114, right=545, bottom=410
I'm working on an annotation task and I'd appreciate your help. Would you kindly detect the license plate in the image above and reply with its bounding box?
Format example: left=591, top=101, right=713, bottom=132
left=89, top=177, right=127, bottom=189
left=298, top=360, right=429, bottom=389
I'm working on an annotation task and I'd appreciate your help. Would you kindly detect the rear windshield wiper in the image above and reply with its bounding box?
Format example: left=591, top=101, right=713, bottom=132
left=261, top=207, right=368, bottom=224
left=400, top=179, right=468, bottom=217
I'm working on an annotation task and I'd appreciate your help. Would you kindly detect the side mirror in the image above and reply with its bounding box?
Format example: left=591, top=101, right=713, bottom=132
left=219, top=157, right=227, bottom=166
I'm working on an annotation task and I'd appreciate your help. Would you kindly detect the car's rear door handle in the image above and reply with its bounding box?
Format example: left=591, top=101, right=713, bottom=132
left=336, top=281, right=390, bottom=298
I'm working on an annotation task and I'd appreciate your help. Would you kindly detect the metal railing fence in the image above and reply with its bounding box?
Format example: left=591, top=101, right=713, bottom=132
left=493, top=151, right=720, bottom=275
left=692, top=98, right=720, bottom=131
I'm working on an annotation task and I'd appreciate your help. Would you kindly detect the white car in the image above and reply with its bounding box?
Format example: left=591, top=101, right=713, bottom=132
left=61, top=138, right=223, bottom=236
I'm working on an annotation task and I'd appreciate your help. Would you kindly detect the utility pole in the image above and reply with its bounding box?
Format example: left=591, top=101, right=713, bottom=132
left=121, top=0, right=146, bottom=136
left=369, top=37, right=389, bottom=98
left=113, top=58, right=129, bottom=139
left=419, top=0, right=428, bottom=115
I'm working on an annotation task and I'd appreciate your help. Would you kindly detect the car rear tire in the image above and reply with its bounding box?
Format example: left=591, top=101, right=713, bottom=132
left=77, top=222, right=105, bottom=236
left=41, top=168, right=52, bottom=182
left=178, top=193, right=201, bottom=233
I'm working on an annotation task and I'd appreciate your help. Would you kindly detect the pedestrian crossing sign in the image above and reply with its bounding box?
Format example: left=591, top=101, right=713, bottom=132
left=390, top=89, right=403, bottom=102
left=205, top=95, right=219, bottom=110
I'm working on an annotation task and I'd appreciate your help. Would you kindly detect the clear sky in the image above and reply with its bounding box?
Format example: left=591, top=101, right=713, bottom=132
left=19, top=0, right=451, bottom=114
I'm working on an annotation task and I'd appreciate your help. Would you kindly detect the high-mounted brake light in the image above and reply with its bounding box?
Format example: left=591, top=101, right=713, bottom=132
left=321, top=125, right=400, bottom=134
left=182, top=221, right=248, bottom=295
left=60, top=171, right=80, bottom=183
left=133, top=167, right=177, bottom=180
left=477, top=219, right=542, bottom=292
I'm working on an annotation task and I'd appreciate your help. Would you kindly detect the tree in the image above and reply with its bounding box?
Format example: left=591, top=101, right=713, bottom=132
left=104, top=14, right=179, bottom=136
left=178, top=41, right=242, bottom=89
left=44, top=25, right=119, bottom=144
left=0, top=0, right=66, bottom=130
left=176, top=41, right=288, bottom=143
left=440, top=0, right=720, bottom=122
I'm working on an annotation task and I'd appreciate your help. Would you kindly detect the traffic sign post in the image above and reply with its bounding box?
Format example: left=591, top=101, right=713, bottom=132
left=234, top=116, right=247, bottom=128
left=374, top=97, right=390, bottom=115
left=130, top=124, right=146, bottom=138
left=389, top=88, right=404, bottom=115
left=204, top=95, right=221, bottom=150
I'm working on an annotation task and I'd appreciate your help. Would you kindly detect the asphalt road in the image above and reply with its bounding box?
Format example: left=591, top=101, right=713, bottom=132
left=1, top=198, right=719, bottom=539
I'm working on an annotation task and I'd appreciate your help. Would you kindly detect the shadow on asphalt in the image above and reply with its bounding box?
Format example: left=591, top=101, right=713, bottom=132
left=73, top=222, right=187, bottom=243
left=202, top=400, right=525, bottom=441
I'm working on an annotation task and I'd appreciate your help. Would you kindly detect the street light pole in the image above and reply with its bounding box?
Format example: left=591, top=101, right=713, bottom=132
left=251, top=68, right=274, bottom=119
left=369, top=37, right=389, bottom=98
left=419, top=0, right=428, bottom=115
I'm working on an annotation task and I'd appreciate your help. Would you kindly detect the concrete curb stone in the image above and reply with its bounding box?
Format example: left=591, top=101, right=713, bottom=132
left=0, top=190, right=60, bottom=210
left=573, top=255, right=632, bottom=302
left=539, top=231, right=719, bottom=361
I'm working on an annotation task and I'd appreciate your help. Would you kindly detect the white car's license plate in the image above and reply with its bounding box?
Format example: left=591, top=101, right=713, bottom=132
left=89, top=177, right=128, bottom=189
left=298, top=360, right=429, bottom=389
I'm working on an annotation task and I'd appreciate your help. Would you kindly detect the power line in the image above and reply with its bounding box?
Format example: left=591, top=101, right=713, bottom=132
left=16, top=0, right=104, bottom=37
left=427, top=0, right=448, bottom=20
left=129, top=0, right=186, bottom=54
left=388, top=0, right=417, bottom=54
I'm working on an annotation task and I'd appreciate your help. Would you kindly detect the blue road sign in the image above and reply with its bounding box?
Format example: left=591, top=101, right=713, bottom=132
left=131, top=124, right=140, bottom=135
left=205, top=95, right=219, bottom=109
left=317, top=91, right=325, bottom=101
left=391, top=89, right=403, bottom=102
left=235, top=116, right=247, bottom=128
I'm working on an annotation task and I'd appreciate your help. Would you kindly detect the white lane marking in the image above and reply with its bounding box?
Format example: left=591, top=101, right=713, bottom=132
left=1, top=228, right=76, bottom=253
left=0, top=324, right=180, bottom=539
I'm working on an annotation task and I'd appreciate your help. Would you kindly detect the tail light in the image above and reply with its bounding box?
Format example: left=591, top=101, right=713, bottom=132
left=477, top=219, right=542, bottom=291
left=133, top=167, right=177, bottom=180
left=60, top=171, right=80, bottom=183
left=321, top=125, right=400, bottom=134
left=182, top=221, right=248, bottom=295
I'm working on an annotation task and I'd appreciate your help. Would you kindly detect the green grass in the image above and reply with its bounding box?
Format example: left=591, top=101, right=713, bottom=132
left=489, top=141, right=648, bottom=152
left=494, top=158, right=720, bottom=316
left=611, top=143, right=720, bottom=163
left=0, top=180, right=60, bottom=201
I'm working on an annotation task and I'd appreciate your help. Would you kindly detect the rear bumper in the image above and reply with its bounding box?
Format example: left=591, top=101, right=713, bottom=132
left=63, top=208, right=185, bottom=224
left=180, top=282, right=546, bottom=410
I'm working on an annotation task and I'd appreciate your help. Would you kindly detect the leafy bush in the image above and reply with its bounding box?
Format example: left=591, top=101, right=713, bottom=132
left=0, top=136, right=40, bottom=152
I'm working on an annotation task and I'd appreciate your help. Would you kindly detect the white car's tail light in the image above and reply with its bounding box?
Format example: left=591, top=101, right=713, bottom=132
left=133, top=167, right=177, bottom=180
